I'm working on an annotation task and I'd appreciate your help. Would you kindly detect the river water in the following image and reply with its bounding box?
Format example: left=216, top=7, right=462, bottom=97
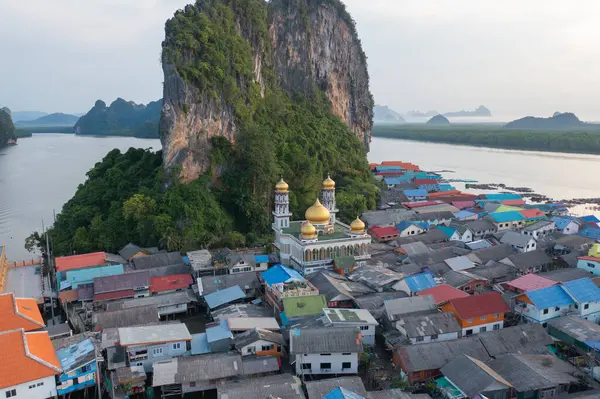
left=1, top=134, right=598, bottom=260
left=0, top=134, right=161, bottom=260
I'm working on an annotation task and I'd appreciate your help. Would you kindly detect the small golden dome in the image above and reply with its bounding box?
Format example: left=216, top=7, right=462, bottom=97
left=275, top=178, right=289, bottom=192
left=322, top=175, right=336, bottom=189
left=305, top=199, right=331, bottom=225
left=300, top=221, right=317, bottom=239
left=350, top=217, right=365, bottom=233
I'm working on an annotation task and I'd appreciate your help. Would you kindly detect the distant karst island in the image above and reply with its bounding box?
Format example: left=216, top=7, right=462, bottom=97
left=427, top=114, right=450, bottom=125
left=374, top=104, right=405, bottom=124
left=15, top=113, right=79, bottom=127
left=505, top=112, right=585, bottom=129
left=444, top=105, right=491, bottom=117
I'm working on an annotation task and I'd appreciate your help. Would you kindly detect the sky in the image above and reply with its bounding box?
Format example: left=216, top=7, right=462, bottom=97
left=1, top=0, right=600, bottom=120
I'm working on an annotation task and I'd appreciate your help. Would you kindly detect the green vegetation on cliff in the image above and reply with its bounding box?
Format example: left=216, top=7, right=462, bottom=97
left=372, top=124, right=600, bottom=154
left=75, top=98, right=161, bottom=138
left=0, top=108, right=16, bottom=147
left=31, top=0, right=379, bottom=255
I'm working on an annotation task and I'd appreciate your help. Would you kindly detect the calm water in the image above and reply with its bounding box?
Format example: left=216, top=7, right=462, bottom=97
left=1, top=134, right=598, bottom=259
left=0, top=134, right=160, bottom=260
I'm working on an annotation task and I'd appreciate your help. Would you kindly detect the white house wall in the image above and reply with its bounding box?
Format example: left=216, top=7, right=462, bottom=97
left=294, top=353, right=358, bottom=375
left=399, top=225, right=424, bottom=238
left=128, top=340, right=188, bottom=372
left=462, top=321, right=503, bottom=336
left=240, top=339, right=277, bottom=355
left=409, top=331, right=459, bottom=344
left=2, top=376, right=57, bottom=399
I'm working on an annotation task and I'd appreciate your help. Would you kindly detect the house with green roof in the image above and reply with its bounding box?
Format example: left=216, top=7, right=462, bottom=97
left=281, top=295, right=327, bottom=324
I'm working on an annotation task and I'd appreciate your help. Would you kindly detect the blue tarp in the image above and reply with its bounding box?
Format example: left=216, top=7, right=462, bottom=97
left=261, top=264, right=304, bottom=286
left=204, top=286, right=245, bottom=309
left=323, top=387, right=365, bottom=399
left=404, top=273, right=437, bottom=293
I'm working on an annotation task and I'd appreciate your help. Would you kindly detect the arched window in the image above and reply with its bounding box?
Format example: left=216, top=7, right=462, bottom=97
left=341, top=246, right=346, bottom=256
left=305, top=250, right=311, bottom=262
left=320, top=248, right=326, bottom=259
left=360, top=243, right=366, bottom=255
left=313, top=249, right=319, bottom=260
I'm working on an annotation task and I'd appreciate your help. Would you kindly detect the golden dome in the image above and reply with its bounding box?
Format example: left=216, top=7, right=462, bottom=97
left=300, top=221, right=317, bottom=239
left=350, top=217, right=365, bottom=233
left=305, top=199, right=331, bottom=225
left=275, top=178, right=289, bottom=192
left=322, top=175, right=336, bottom=189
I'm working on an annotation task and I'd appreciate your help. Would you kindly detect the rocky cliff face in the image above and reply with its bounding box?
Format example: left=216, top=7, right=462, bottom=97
left=160, top=0, right=373, bottom=182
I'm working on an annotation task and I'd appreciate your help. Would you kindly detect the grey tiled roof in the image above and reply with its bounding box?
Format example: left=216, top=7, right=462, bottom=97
left=211, top=304, right=272, bottom=321
left=523, top=220, right=555, bottom=232
left=477, top=324, right=553, bottom=357
left=93, top=270, right=150, bottom=294
left=395, top=312, right=461, bottom=337
left=308, top=271, right=374, bottom=302
left=469, top=262, right=515, bottom=283
left=442, top=270, right=479, bottom=288
left=500, top=231, right=534, bottom=248
left=233, top=328, right=285, bottom=348
left=368, top=390, right=431, bottom=399
left=384, top=295, right=437, bottom=320
left=132, top=252, right=184, bottom=270
left=93, top=304, right=159, bottom=330
left=486, top=354, right=578, bottom=392
left=441, top=355, right=510, bottom=398
left=200, top=273, right=261, bottom=296
left=538, top=268, right=592, bottom=283
left=396, top=335, right=490, bottom=372
left=547, top=315, right=600, bottom=342
left=467, top=244, right=516, bottom=264
left=354, top=291, right=408, bottom=319
left=503, top=250, right=552, bottom=270
left=304, top=377, right=366, bottom=399
left=289, top=327, right=363, bottom=355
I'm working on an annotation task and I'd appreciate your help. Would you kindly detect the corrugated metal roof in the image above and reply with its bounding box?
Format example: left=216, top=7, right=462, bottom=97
left=506, top=274, right=557, bottom=292
left=489, top=211, right=524, bottom=223
left=304, top=377, right=367, bottom=399
left=444, top=256, right=475, bottom=271
left=65, top=264, right=124, bottom=289
left=56, top=252, right=107, bottom=273
left=323, top=387, right=365, bottom=399
left=562, top=278, right=600, bottom=303
left=417, top=284, right=469, bottom=304
left=448, top=292, right=509, bottom=319
left=525, top=285, right=574, bottom=309
left=190, top=333, right=211, bottom=355
left=118, top=323, right=191, bottom=346
left=404, top=189, right=428, bottom=198
left=204, top=286, right=246, bottom=309
left=261, top=264, right=304, bottom=286
left=55, top=338, right=95, bottom=372
left=206, top=320, right=233, bottom=343
left=93, top=270, right=150, bottom=294
left=289, top=327, right=363, bottom=355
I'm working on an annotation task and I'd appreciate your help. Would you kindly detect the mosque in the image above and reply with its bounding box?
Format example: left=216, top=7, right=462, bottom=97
left=272, top=176, right=371, bottom=275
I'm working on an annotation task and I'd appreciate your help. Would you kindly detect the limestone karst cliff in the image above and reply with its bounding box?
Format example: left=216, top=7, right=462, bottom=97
left=160, top=0, right=373, bottom=182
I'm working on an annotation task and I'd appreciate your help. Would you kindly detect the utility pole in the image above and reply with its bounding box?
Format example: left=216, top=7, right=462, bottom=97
left=43, top=220, right=55, bottom=321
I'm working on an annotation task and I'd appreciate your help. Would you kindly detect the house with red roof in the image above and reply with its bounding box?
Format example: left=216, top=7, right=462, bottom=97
left=441, top=292, right=509, bottom=336
left=0, top=293, right=45, bottom=332
left=520, top=208, right=547, bottom=222
left=368, top=226, right=400, bottom=243
left=417, top=284, right=469, bottom=305
left=504, top=274, right=557, bottom=294
left=55, top=252, right=108, bottom=274
left=150, top=274, right=194, bottom=294
left=0, top=329, right=62, bottom=398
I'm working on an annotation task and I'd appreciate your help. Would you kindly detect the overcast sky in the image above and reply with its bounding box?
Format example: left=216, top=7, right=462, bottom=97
left=1, top=0, right=599, bottom=120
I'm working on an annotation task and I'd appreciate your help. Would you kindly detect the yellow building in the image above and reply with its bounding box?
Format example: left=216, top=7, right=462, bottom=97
left=590, top=244, right=600, bottom=258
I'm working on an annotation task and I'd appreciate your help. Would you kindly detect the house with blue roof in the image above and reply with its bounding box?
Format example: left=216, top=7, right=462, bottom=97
left=514, top=285, right=574, bottom=326
left=487, top=211, right=525, bottom=231
left=551, top=216, right=582, bottom=235
left=395, top=220, right=426, bottom=237
left=204, top=285, right=246, bottom=310
left=453, top=210, right=477, bottom=222
left=62, top=264, right=124, bottom=290
left=484, top=193, right=523, bottom=201
left=562, top=278, right=600, bottom=323
left=392, top=273, right=437, bottom=296
left=383, top=176, right=412, bottom=188
left=436, top=225, right=460, bottom=241
left=403, top=189, right=428, bottom=202
left=582, top=215, right=600, bottom=224
left=579, top=225, right=600, bottom=240
left=438, top=183, right=455, bottom=192
left=261, top=264, right=304, bottom=287
left=205, top=319, right=234, bottom=352
left=55, top=338, right=98, bottom=395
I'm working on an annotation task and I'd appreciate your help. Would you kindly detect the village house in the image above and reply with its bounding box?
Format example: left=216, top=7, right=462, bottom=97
left=61, top=264, right=124, bottom=291
left=321, top=308, right=379, bottom=345
left=93, top=305, right=160, bottom=330
left=118, top=243, right=160, bottom=261
left=444, top=255, right=476, bottom=272
left=413, top=178, right=439, bottom=192
left=152, top=352, right=279, bottom=395
left=233, top=328, right=285, bottom=359
left=150, top=274, right=193, bottom=295
left=204, top=286, right=246, bottom=311
left=590, top=244, right=600, bottom=258
left=216, top=374, right=303, bottom=399
left=519, top=208, right=547, bottom=223
left=441, top=292, right=509, bottom=336
left=469, top=262, right=516, bottom=285
left=499, top=230, right=537, bottom=252
left=514, top=285, right=574, bottom=326
left=449, top=223, right=474, bottom=242
left=466, top=243, right=516, bottom=266
left=561, top=277, right=600, bottom=323
left=304, top=376, right=367, bottom=399
left=281, top=295, right=327, bottom=323
left=499, top=250, right=553, bottom=275
left=577, top=255, right=600, bottom=275
left=54, top=335, right=100, bottom=395
left=106, top=289, right=196, bottom=318
left=307, top=271, right=372, bottom=308
left=580, top=224, right=600, bottom=240
left=487, top=211, right=525, bottom=231
left=93, top=270, right=151, bottom=302
left=394, top=312, right=461, bottom=344
left=463, top=219, right=498, bottom=240
left=435, top=225, right=460, bottom=241
left=392, top=273, right=437, bottom=296
left=547, top=315, right=600, bottom=354
left=552, top=216, right=583, bottom=235
left=384, top=295, right=437, bottom=323
left=504, top=273, right=557, bottom=294
left=522, top=220, right=556, bottom=240
left=411, top=211, right=454, bottom=227
left=226, top=253, right=268, bottom=274
left=416, top=284, right=469, bottom=306
left=186, top=249, right=213, bottom=278
left=347, top=265, right=402, bottom=292
left=0, top=329, right=63, bottom=399
left=442, top=270, right=488, bottom=293
left=393, top=335, right=490, bottom=384
left=369, top=226, right=400, bottom=243
left=395, top=221, right=426, bottom=237
left=261, top=264, right=319, bottom=315
left=289, top=327, right=363, bottom=375
left=403, top=189, right=428, bottom=202
left=198, top=272, right=261, bottom=297
left=332, top=256, right=357, bottom=275
left=118, top=323, right=192, bottom=372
